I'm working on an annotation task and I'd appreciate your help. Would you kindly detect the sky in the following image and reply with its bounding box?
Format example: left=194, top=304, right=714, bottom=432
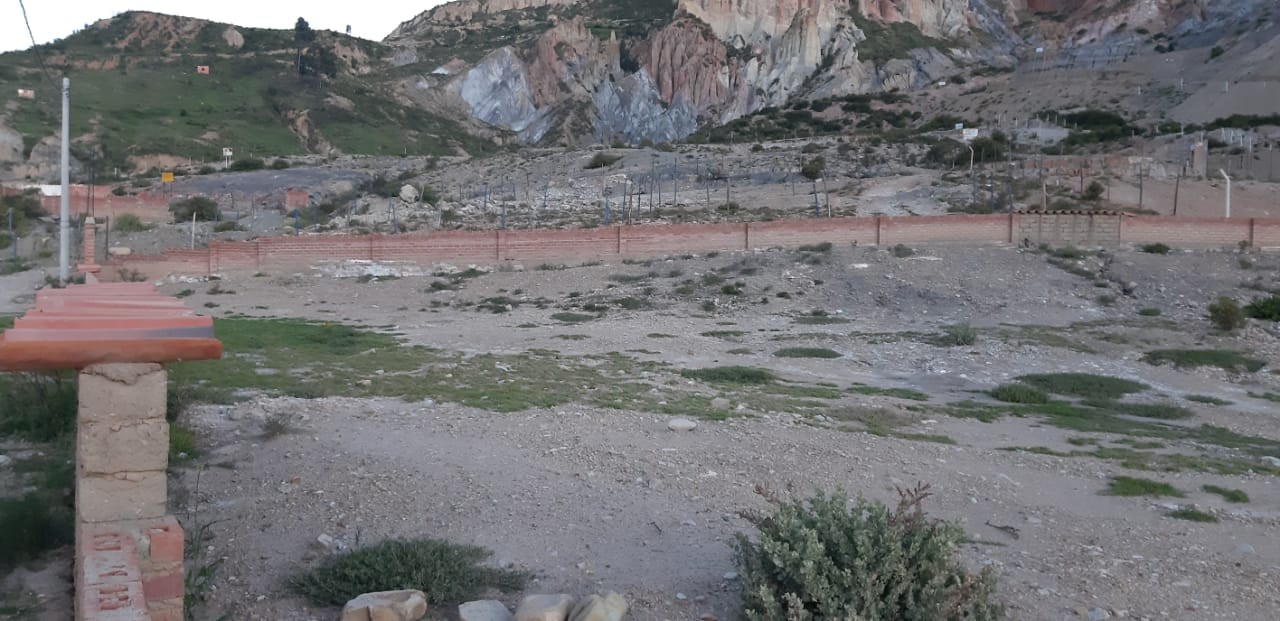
left=3, top=0, right=450, bottom=53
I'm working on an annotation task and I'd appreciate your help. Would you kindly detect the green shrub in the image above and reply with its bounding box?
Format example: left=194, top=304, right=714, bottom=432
left=291, top=538, right=527, bottom=606
left=0, top=491, right=74, bottom=572
left=774, top=347, right=842, bottom=359
left=551, top=312, right=598, bottom=323
left=212, top=221, right=241, bottom=233
left=0, top=372, right=77, bottom=441
left=1208, top=297, right=1245, bottom=331
left=930, top=324, right=977, bottom=347
left=1016, top=373, right=1147, bottom=399
left=1167, top=507, right=1217, bottom=522
left=892, top=244, right=915, bottom=258
left=1244, top=295, right=1280, bottom=321
left=1202, top=484, right=1249, bottom=503
left=271, top=158, right=291, bottom=170
left=1103, top=476, right=1184, bottom=497
left=1139, top=242, right=1171, bottom=255
left=680, top=366, right=776, bottom=384
left=991, top=383, right=1049, bottom=404
left=228, top=158, right=265, bottom=172
left=1209, top=46, right=1224, bottom=60
left=1142, top=349, right=1265, bottom=373
left=735, top=487, right=1002, bottom=621
left=584, top=152, right=623, bottom=169
left=170, top=196, right=220, bottom=222
left=796, top=242, right=833, bottom=253
left=1137, top=308, right=1161, bottom=317
left=800, top=155, right=826, bottom=180
left=111, top=213, right=153, bottom=233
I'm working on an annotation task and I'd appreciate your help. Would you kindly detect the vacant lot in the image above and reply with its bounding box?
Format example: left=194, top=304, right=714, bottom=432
left=3, top=242, right=1279, bottom=620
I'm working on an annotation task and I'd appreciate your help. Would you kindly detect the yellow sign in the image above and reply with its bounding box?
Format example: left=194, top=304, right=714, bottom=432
left=161, top=172, right=175, bottom=183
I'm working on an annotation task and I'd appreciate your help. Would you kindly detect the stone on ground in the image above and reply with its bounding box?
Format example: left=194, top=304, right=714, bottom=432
left=340, top=590, right=428, bottom=621
left=460, top=600, right=514, bottom=621
left=667, top=417, right=697, bottom=432
left=514, top=594, right=575, bottom=621
left=568, top=592, right=627, bottom=621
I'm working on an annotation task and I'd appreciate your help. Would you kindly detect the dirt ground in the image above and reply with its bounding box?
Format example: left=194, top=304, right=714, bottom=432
left=143, top=243, right=1280, bottom=621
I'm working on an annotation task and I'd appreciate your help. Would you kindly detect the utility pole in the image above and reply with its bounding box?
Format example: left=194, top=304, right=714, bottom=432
left=968, top=144, right=976, bottom=206
left=1138, top=166, right=1145, bottom=208
left=1220, top=169, right=1231, bottom=218
left=1173, top=165, right=1182, bottom=216
left=59, top=77, right=70, bottom=282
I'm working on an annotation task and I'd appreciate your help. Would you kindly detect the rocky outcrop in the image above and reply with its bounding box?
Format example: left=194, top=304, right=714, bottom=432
left=387, top=0, right=582, bottom=43
left=459, top=47, right=550, bottom=140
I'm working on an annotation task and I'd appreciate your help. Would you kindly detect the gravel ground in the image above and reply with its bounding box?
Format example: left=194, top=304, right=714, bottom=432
left=152, top=244, right=1280, bottom=621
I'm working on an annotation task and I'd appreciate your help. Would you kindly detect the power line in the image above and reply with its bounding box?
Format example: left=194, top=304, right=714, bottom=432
left=16, top=0, right=59, bottom=86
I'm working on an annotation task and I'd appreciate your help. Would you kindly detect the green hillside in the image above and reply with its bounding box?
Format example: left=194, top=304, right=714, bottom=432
left=0, top=11, right=499, bottom=175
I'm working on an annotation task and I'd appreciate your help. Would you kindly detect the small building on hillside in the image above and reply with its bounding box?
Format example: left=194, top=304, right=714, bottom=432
left=196, top=66, right=211, bottom=75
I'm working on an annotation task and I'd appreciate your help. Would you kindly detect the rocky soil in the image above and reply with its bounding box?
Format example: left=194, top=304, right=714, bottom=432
left=147, top=243, right=1280, bottom=621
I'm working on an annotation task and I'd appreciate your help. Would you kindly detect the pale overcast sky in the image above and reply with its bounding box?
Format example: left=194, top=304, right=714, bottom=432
left=3, top=1, right=450, bottom=53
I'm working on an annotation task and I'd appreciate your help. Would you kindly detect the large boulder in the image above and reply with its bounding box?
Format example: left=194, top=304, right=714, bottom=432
left=340, top=590, right=428, bottom=621
left=460, top=600, right=514, bottom=621
left=514, top=594, right=575, bottom=621
left=568, top=592, right=627, bottom=621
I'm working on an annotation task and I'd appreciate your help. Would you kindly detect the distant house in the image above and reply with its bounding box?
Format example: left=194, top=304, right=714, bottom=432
left=196, top=66, right=211, bottom=75
left=17, top=89, right=35, bottom=99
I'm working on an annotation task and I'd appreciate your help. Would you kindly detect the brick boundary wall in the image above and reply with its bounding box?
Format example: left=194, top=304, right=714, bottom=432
left=104, top=213, right=1280, bottom=279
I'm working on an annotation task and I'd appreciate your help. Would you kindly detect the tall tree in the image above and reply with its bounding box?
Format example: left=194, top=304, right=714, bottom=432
left=294, top=17, right=315, bottom=76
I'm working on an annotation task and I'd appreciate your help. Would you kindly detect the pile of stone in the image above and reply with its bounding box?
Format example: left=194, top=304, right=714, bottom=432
left=340, top=590, right=628, bottom=621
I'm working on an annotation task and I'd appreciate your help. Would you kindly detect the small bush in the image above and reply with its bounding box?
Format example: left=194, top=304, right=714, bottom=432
left=1202, top=484, right=1249, bottom=503
left=271, top=158, right=291, bottom=170
left=112, top=213, right=153, bottom=233
left=228, top=158, right=265, bottom=172
left=169, top=424, right=197, bottom=459
left=551, top=312, right=597, bottom=323
left=584, top=152, right=623, bottom=169
left=170, top=196, right=220, bottom=222
left=0, top=372, right=77, bottom=441
left=1168, top=506, right=1218, bottom=522
left=930, top=324, right=977, bottom=347
left=891, top=244, right=915, bottom=258
left=1048, top=246, right=1087, bottom=259
left=1140, top=243, right=1171, bottom=255
left=1103, top=476, right=1184, bottom=497
left=1142, top=349, right=1265, bottom=373
left=1137, top=308, right=1161, bottom=316
left=680, top=366, right=775, bottom=384
left=1016, top=373, right=1147, bottom=399
left=774, top=347, right=842, bottom=359
left=990, top=383, right=1049, bottom=404
left=1208, top=297, right=1245, bottom=331
left=291, top=538, right=527, bottom=606
left=735, top=486, right=1002, bottom=621
left=1209, top=46, right=1224, bottom=60
left=1185, top=394, right=1231, bottom=406
left=1244, top=295, right=1280, bottom=321
left=212, top=221, right=241, bottom=233
left=0, top=492, right=74, bottom=572
left=796, top=242, right=833, bottom=253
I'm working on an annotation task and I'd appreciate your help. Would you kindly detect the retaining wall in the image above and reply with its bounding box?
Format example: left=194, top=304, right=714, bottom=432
left=104, top=213, right=1280, bottom=279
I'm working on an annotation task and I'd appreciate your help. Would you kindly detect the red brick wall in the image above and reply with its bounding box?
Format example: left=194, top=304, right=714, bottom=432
left=104, top=214, right=1280, bottom=280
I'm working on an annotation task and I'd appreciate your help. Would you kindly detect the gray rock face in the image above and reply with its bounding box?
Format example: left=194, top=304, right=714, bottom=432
left=567, top=592, right=627, bottom=621
left=593, top=70, right=698, bottom=145
left=0, top=124, right=22, bottom=164
left=460, top=47, right=544, bottom=134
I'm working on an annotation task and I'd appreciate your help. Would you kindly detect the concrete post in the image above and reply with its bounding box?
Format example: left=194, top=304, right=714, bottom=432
left=75, top=362, right=184, bottom=621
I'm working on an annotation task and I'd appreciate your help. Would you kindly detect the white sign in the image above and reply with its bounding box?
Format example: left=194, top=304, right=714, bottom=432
left=962, top=128, right=979, bottom=142
left=222, top=147, right=233, bottom=158
left=1035, top=47, right=1044, bottom=54
left=954, top=123, right=964, bottom=131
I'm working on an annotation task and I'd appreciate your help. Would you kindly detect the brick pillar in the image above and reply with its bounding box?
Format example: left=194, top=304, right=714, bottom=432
left=75, top=363, right=184, bottom=621
left=76, top=363, right=169, bottom=523
left=79, top=217, right=101, bottom=275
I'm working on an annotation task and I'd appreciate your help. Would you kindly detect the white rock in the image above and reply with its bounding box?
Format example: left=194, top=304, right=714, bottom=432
left=340, top=590, right=428, bottom=621
left=567, top=592, right=627, bottom=621
left=460, top=600, right=514, bottom=621
left=723, top=571, right=738, bottom=580
left=667, top=417, right=698, bottom=432
left=0, top=454, right=10, bottom=466
left=709, top=397, right=731, bottom=410
left=515, top=594, right=575, bottom=621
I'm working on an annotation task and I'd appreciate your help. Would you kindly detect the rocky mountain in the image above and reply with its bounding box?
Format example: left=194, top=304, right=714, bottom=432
left=386, top=0, right=1278, bottom=145
left=0, top=1, right=1275, bottom=182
